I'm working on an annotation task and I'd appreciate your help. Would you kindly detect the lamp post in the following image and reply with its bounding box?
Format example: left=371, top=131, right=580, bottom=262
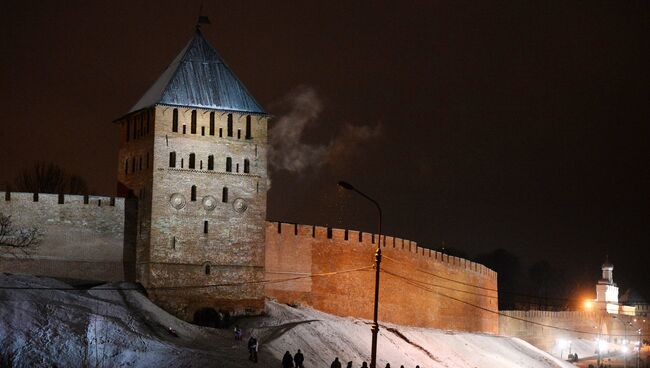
left=338, top=181, right=382, bottom=368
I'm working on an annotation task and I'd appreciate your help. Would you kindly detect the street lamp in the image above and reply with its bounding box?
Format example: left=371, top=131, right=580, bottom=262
left=338, top=180, right=382, bottom=368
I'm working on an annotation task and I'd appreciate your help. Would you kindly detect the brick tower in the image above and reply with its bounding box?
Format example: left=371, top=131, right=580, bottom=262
left=114, top=28, right=269, bottom=324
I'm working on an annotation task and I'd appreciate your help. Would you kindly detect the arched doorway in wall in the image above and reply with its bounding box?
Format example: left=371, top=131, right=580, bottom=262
left=192, top=307, right=231, bottom=328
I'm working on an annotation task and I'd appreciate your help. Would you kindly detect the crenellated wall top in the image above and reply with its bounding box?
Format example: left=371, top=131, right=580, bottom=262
left=266, top=221, right=497, bottom=279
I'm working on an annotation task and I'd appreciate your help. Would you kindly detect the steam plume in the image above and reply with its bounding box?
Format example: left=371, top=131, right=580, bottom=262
left=269, top=86, right=381, bottom=173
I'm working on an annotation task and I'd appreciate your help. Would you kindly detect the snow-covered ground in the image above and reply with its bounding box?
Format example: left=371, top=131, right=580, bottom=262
left=0, top=274, right=575, bottom=367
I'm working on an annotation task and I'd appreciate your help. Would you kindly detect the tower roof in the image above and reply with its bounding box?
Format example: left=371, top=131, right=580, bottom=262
left=602, top=256, right=613, bottom=269
left=129, top=30, right=265, bottom=114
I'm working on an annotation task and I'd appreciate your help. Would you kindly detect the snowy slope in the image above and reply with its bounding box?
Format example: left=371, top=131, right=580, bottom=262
left=0, top=274, right=574, bottom=368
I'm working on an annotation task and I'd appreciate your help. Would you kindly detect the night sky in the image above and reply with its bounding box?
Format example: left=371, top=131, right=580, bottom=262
left=1, top=1, right=648, bottom=302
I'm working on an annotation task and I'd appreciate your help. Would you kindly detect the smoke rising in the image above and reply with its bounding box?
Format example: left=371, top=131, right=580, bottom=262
left=268, top=86, right=381, bottom=174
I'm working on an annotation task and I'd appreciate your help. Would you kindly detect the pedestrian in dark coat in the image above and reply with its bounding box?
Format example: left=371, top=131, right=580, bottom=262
left=360, top=362, right=368, bottom=368
left=294, top=349, right=305, bottom=368
left=330, top=357, right=342, bottom=368
left=247, top=336, right=258, bottom=363
left=346, top=361, right=353, bottom=368
left=282, top=351, right=294, bottom=368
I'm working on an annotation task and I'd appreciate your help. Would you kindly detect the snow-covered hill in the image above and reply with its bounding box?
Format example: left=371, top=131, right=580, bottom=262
left=0, top=274, right=574, bottom=367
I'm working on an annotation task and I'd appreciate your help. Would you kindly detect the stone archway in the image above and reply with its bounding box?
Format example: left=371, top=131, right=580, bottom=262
left=193, top=307, right=220, bottom=328
left=192, top=307, right=231, bottom=328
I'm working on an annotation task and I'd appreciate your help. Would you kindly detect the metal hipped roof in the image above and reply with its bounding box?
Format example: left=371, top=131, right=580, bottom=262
left=129, top=29, right=265, bottom=114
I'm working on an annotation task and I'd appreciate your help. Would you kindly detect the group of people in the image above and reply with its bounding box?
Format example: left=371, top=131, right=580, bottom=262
left=330, top=359, right=421, bottom=368
left=281, top=350, right=305, bottom=368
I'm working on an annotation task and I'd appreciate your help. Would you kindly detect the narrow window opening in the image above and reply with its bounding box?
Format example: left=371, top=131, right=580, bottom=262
left=245, top=115, right=252, bottom=139
left=33, top=193, right=38, bottom=202
left=209, top=112, right=215, bottom=135
left=237, top=129, right=241, bottom=139
left=125, top=159, right=128, bottom=175
left=200, top=160, right=203, bottom=170
left=243, top=159, right=250, bottom=174
left=58, top=193, right=64, bottom=204
left=172, top=236, right=176, bottom=250
left=359, top=232, right=363, bottom=242
left=294, top=223, right=298, bottom=235
left=371, top=234, right=375, bottom=244
left=172, top=108, right=178, bottom=132
left=277, top=222, right=282, bottom=234
left=208, top=155, right=214, bottom=170
left=189, top=153, right=195, bottom=169
left=110, top=197, right=116, bottom=206
left=236, top=163, right=239, bottom=173
left=226, top=157, right=232, bottom=172
left=327, top=228, right=333, bottom=239
left=227, top=114, right=233, bottom=137
left=201, top=126, right=205, bottom=136
left=139, top=157, right=142, bottom=171
left=219, top=128, right=223, bottom=137
left=98, top=199, right=102, bottom=207
left=84, top=195, right=89, bottom=204
left=344, top=230, right=348, bottom=240
left=312, top=226, right=315, bottom=238
left=191, top=110, right=197, bottom=134
left=180, top=158, right=184, bottom=168
left=4, top=192, right=10, bottom=201
left=222, top=187, right=228, bottom=202
left=204, top=221, right=208, bottom=234
left=146, top=152, right=149, bottom=169
left=205, top=264, right=211, bottom=275
left=256, top=181, right=259, bottom=193
left=182, top=125, right=186, bottom=134
left=191, top=185, right=197, bottom=201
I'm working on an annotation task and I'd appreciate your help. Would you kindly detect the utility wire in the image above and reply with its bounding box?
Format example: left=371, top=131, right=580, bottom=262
left=382, top=267, right=650, bottom=338
left=0, top=265, right=374, bottom=291
left=382, top=254, right=628, bottom=306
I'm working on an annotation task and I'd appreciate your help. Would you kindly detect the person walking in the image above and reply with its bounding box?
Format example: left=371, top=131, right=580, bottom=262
left=360, top=362, right=368, bottom=368
left=247, top=336, right=258, bottom=363
left=234, top=325, right=242, bottom=341
left=330, top=357, right=342, bottom=368
left=385, top=364, right=391, bottom=368
left=282, top=351, right=294, bottom=368
left=346, top=361, right=353, bottom=368
left=294, top=349, right=305, bottom=368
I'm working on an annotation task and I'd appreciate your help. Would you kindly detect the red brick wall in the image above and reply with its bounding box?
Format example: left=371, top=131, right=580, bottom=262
left=265, top=222, right=499, bottom=333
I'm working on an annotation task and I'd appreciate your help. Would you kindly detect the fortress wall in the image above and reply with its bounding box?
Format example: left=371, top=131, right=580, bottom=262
left=499, top=310, right=648, bottom=351
left=265, top=221, right=499, bottom=333
left=0, top=192, right=136, bottom=281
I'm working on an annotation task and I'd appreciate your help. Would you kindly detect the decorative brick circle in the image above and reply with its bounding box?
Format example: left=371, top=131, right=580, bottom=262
left=169, top=193, right=186, bottom=210
left=202, top=195, right=217, bottom=211
left=232, top=198, right=247, bottom=213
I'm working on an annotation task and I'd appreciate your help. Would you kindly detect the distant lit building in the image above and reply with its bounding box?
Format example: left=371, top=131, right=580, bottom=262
left=592, top=258, right=636, bottom=316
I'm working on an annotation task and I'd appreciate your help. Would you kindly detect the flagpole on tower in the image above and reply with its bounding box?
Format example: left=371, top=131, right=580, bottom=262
left=196, top=2, right=211, bottom=30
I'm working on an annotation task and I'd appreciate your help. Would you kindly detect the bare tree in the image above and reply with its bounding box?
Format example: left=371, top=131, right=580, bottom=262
left=14, top=162, right=88, bottom=194
left=0, top=213, right=41, bottom=250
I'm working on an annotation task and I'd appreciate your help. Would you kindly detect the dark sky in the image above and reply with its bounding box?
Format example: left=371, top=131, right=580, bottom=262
left=1, top=1, right=648, bottom=300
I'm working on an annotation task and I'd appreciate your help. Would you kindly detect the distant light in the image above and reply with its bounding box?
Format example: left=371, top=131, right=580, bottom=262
left=584, top=300, right=593, bottom=310
left=621, top=346, right=629, bottom=354
left=598, top=339, right=608, bottom=352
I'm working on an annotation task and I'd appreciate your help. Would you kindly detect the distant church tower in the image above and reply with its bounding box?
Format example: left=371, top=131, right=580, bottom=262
left=114, top=27, right=269, bottom=323
left=595, top=257, right=619, bottom=313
